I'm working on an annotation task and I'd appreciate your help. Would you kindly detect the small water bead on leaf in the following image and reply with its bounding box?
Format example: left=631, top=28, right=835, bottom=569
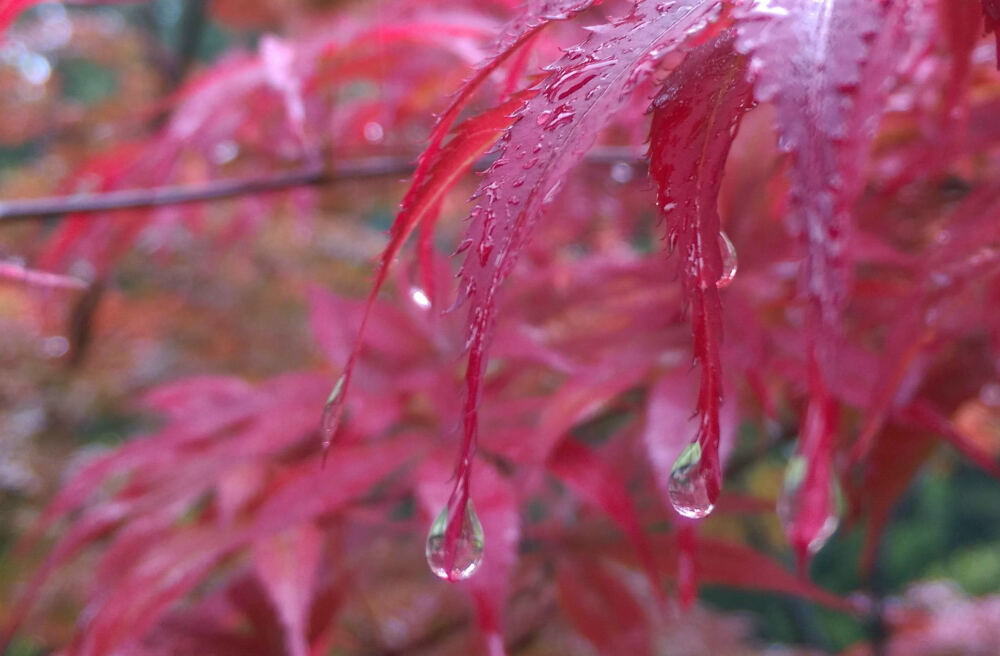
left=667, top=442, right=715, bottom=519
left=425, top=500, right=485, bottom=581
left=717, top=231, right=737, bottom=288
left=409, top=286, right=431, bottom=310
left=776, top=455, right=843, bottom=555
left=320, top=374, right=347, bottom=451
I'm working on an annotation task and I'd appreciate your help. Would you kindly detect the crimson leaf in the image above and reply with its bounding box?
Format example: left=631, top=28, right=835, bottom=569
left=647, top=31, right=752, bottom=512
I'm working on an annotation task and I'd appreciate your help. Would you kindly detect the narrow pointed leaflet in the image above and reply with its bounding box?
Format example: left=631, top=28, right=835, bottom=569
left=734, top=0, right=910, bottom=564
left=395, top=0, right=601, bottom=300
left=450, top=0, right=724, bottom=557
left=648, top=32, right=753, bottom=518
left=781, top=362, right=841, bottom=571
left=319, top=93, right=534, bottom=452
left=734, top=0, right=905, bottom=324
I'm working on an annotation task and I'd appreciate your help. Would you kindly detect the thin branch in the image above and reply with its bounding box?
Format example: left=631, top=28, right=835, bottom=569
left=0, top=166, right=328, bottom=222
left=0, top=147, right=645, bottom=222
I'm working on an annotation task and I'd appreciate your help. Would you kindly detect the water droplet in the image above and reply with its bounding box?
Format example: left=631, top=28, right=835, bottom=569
left=543, top=180, right=564, bottom=205
left=667, top=442, right=715, bottom=519
left=409, top=287, right=431, bottom=310
left=717, top=231, right=737, bottom=288
left=776, top=456, right=842, bottom=555
left=15, top=50, right=52, bottom=86
left=211, top=140, right=239, bottom=165
left=542, top=104, right=575, bottom=130
left=477, top=238, right=493, bottom=266
left=544, top=59, right=615, bottom=101
left=426, top=500, right=484, bottom=581
left=667, top=230, right=679, bottom=254
left=610, top=162, right=633, bottom=184
left=41, top=335, right=68, bottom=358
left=363, top=121, right=384, bottom=143
left=320, top=374, right=347, bottom=449
left=980, top=383, right=1000, bottom=407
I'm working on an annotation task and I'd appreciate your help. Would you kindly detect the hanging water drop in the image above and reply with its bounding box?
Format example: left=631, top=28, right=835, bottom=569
left=425, top=500, right=484, bottom=581
left=717, top=231, right=737, bottom=288
left=776, top=455, right=842, bottom=555
left=667, top=442, right=715, bottom=519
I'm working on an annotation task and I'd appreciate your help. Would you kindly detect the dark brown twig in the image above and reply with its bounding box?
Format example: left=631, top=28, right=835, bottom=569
left=0, top=148, right=645, bottom=222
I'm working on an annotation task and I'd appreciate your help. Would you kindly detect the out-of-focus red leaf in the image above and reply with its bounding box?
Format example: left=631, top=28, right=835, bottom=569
left=555, top=555, right=651, bottom=656
left=0, top=0, right=38, bottom=35
left=0, top=261, right=88, bottom=290
left=676, top=521, right=698, bottom=609
left=260, top=35, right=307, bottom=142
left=253, top=524, right=324, bottom=656
left=547, top=439, right=660, bottom=596
left=66, top=528, right=241, bottom=656
left=786, top=368, right=839, bottom=571
left=485, top=364, right=646, bottom=464
left=941, top=0, right=983, bottom=130
left=849, top=210, right=1000, bottom=466
left=464, top=465, right=520, bottom=656
left=734, top=0, right=908, bottom=322
left=646, top=535, right=853, bottom=612
left=734, top=0, right=913, bottom=570
left=0, top=506, right=126, bottom=651
left=857, top=425, right=937, bottom=577
left=898, top=401, right=1000, bottom=478
left=647, top=32, right=752, bottom=509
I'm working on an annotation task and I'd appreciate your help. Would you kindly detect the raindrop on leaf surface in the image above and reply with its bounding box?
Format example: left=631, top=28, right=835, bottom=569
left=320, top=374, right=347, bottom=449
left=426, top=500, right=484, bottom=581
left=667, top=442, right=715, bottom=519
left=409, top=286, right=431, bottom=310
left=717, top=231, right=737, bottom=288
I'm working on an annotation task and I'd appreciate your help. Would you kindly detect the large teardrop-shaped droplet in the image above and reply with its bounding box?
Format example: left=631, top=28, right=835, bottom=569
left=667, top=442, right=715, bottom=519
left=425, top=500, right=484, bottom=581
left=717, top=231, right=738, bottom=289
left=776, top=455, right=842, bottom=555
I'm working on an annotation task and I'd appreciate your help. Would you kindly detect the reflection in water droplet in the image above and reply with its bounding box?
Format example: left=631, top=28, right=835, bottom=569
left=668, top=442, right=715, bottom=519
left=426, top=500, right=484, bottom=581
left=409, top=287, right=431, bottom=310
left=717, top=231, right=737, bottom=288
left=776, top=455, right=842, bottom=555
